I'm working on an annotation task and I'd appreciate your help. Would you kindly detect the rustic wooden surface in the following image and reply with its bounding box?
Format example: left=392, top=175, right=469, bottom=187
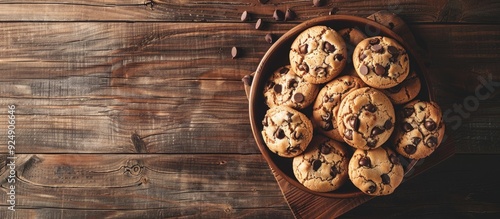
left=0, top=1, right=499, bottom=218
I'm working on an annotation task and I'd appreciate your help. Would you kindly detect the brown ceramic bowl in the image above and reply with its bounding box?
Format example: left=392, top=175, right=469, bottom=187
left=249, top=15, right=432, bottom=198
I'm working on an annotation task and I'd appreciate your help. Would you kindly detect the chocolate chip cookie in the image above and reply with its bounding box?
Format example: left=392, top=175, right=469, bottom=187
left=353, top=36, right=410, bottom=89
left=311, top=75, right=366, bottom=141
left=381, top=70, right=421, bottom=105
left=263, top=65, right=320, bottom=110
left=393, top=100, right=445, bottom=159
left=338, top=27, right=367, bottom=63
left=337, top=87, right=395, bottom=150
left=289, top=25, right=347, bottom=84
left=293, top=135, right=350, bottom=192
left=348, top=146, right=404, bottom=196
left=261, top=106, right=314, bottom=158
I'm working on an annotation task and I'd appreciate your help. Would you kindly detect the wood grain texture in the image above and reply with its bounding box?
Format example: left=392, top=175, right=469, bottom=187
left=342, top=154, right=500, bottom=218
left=0, top=154, right=293, bottom=218
left=0, top=0, right=498, bottom=23
left=0, top=22, right=498, bottom=154
left=0, top=2, right=498, bottom=217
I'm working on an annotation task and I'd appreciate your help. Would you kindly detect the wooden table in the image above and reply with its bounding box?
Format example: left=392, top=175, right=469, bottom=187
left=1, top=1, right=499, bottom=218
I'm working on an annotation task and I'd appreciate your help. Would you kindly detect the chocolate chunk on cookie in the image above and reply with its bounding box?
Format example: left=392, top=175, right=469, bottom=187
left=381, top=70, right=421, bottom=105
left=263, top=65, right=320, bottom=110
left=337, top=87, right=395, bottom=150
left=311, top=75, right=366, bottom=141
left=348, top=146, right=404, bottom=196
left=289, top=25, right=347, bottom=84
left=393, top=100, right=445, bottom=159
left=353, top=36, right=410, bottom=89
left=293, top=135, right=350, bottom=192
left=261, top=106, right=313, bottom=157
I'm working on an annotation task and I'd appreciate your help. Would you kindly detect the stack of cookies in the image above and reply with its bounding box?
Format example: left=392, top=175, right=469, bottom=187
left=260, top=25, right=445, bottom=196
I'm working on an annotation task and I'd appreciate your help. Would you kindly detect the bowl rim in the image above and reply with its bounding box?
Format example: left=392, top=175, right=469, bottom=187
left=249, top=14, right=431, bottom=198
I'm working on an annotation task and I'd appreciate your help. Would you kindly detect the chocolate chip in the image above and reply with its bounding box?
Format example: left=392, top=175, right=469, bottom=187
left=367, top=140, right=377, bottom=148
left=313, top=0, right=325, bottom=7
left=344, top=129, right=353, bottom=140
left=320, top=145, right=332, bottom=154
left=374, top=64, right=386, bottom=76
left=367, top=185, right=376, bottom=194
left=359, top=64, right=369, bottom=75
left=285, top=9, right=296, bottom=21
left=299, top=44, right=308, bottom=54
left=275, top=129, right=285, bottom=139
left=359, top=157, right=371, bottom=167
left=293, top=131, right=303, bottom=140
left=231, top=46, right=239, bottom=59
left=330, top=166, right=338, bottom=178
left=312, top=159, right=322, bottom=171
left=273, top=9, right=284, bottom=21
left=412, top=137, right=422, bottom=145
left=389, top=154, right=400, bottom=164
left=273, top=84, right=282, bottom=93
left=315, top=67, right=326, bottom=76
left=364, top=104, right=377, bottom=113
left=370, top=44, right=383, bottom=53
left=286, top=112, right=293, bottom=120
left=404, top=144, right=417, bottom=154
left=369, top=38, right=380, bottom=45
left=240, top=11, right=251, bottom=22
left=381, top=174, right=391, bottom=184
left=327, top=96, right=335, bottom=102
left=298, top=63, right=309, bottom=72
left=384, top=120, right=393, bottom=130
left=371, top=127, right=384, bottom=136
left=387, top=46, right=399, bottom=55
left=288, top=79, right=297, bottom=88
left=329, top=7, right=339, bottom=15
left=426, top=136, right=438, bottom=147
left=258, top=0, right=269, bottom=4
left=334, top=54, right=344, bottom=61
left=359, top=53, right=367, bottom=61
left=321, top=112, right=331, bottom=121
left=348, top=116, right=359, bottom=131
left=255, top=18, right=264, bottom=30
left=323, top=121, right=333, bottom=131
left=242, top=74, right=253, bottom=86
left=425, top=120, right=437, bottom=131
left=280, top=67, right=289, bottom=74
left=403, top=122, right=413, bottom=132
left=265, top=33, right=275, bottom=44
left=389, top=55, right=399, bottom=63
left=293, top=93, right=304, bottom=103
left=323, top=42, right=336, bottom=53
left=403, top=108, right=414, bottom=117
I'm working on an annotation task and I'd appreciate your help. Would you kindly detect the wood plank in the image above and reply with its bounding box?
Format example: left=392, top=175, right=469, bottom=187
left=0, top=0, right=498, bottom=23
left=342, top=154, right=500, bottom=218
left=0, top=22, right=498, bottom=154
left=0, top=154, right=293, bottom=218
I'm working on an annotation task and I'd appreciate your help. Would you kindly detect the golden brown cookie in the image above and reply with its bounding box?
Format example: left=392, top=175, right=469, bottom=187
left=261, top=106, right=313, bottom=157
left=381, top=70, right=421, bottom=105
left=348, top=146, right=404, bottom=196
left=311, top=75, right=365, bottom=141
left=289, top=25, right=347, bottom=84
left=263, top=65, right=320, bottom=110
left=353, top=36, right=410, bottom=89
left=293, top=135, right=350, bottom=192
left=337, top=87, right=395, bottom=150
left=392, top=100, right=445, bottom=159
left=338, top=27, right=367, bottom=63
